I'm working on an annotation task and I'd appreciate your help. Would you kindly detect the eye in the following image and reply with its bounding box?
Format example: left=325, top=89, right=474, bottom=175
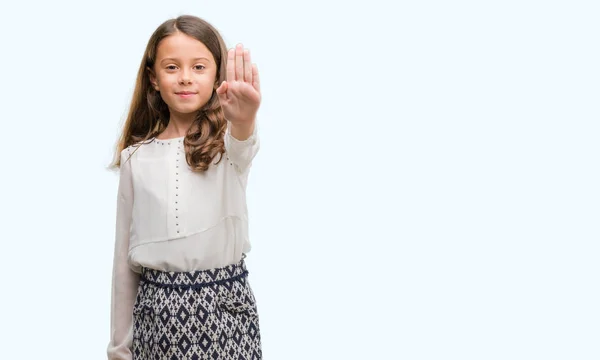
left=194, top=65, right=206, bottom=70
left=166, top=65, right=178, bottom=70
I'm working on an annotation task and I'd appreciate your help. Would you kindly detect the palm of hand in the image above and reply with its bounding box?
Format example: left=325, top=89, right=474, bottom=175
left=216, top=44, right=261, bottom=125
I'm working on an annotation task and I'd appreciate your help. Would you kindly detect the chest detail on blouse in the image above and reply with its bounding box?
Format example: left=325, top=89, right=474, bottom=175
left=129, top=138, right=245, bottom=242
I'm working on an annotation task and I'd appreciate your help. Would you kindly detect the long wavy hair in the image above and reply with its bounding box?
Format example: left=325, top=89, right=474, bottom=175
left=110, top=15, right=228, bottom=171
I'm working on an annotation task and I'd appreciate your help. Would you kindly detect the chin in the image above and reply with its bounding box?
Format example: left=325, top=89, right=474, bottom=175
left=169, top=105, right=204, bottom=115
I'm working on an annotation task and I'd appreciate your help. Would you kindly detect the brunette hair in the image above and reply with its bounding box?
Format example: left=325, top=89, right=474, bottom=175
left=110, top=15, right=228, bottom=171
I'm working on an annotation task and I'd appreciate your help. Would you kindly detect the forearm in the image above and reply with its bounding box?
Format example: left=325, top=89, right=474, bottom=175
left=229, top=118, right=255, bottom=141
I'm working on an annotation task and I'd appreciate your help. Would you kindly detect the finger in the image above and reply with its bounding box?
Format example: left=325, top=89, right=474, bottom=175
left=216, top=81, right=228, bottom=96
left=217, top=91, right=228, bottom=103
left=244, top=49, right=252, bottom=84
left=226, top=48, right=235, bottom=83
left=235, top=43, right=244, bottom=81
left=252, top=63, right=260, bottom=92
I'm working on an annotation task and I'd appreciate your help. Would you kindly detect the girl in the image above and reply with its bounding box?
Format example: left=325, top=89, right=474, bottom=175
left=107, top=15, right=262, bottom=360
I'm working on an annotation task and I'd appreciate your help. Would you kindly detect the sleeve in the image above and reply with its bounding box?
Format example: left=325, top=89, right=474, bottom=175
left=224, top=120, right=261, bottom=174
left=107, top=149, right=140, bottom=360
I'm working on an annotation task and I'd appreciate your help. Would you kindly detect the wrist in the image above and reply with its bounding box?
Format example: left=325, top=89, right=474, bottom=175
left=229, top=120, right=256, bottom=141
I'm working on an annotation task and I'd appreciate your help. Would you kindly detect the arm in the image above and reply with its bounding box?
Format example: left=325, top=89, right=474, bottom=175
left=225, top=119, right=260, bottom=174
left=229, top=117, right=255, bottom=141
left=217, top=44, right=261, bottom=174
left=107, top=149, right=139, bottom=360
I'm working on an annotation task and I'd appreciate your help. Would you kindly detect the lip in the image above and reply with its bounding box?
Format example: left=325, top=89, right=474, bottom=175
left=175, top=91, right=197, bottom=98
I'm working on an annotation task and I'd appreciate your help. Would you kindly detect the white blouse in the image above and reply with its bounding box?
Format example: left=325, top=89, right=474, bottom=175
left=107, top=123, right=260, bottom=360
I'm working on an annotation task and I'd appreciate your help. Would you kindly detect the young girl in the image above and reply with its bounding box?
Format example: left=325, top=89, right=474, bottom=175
left=107, top=15, right=262, bottom=360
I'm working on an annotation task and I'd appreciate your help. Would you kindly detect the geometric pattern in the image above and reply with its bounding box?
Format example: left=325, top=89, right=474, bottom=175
left=132, top=255, right=262, bottom=359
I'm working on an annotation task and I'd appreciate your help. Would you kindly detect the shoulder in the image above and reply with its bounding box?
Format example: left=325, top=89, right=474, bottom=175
left=121, top=145, right=133, bottom=157
left=118, top=142, right=142, bottom=167
left=120, top=139, right=155, bottom=160
left=120, top=145, right=135, bottom=162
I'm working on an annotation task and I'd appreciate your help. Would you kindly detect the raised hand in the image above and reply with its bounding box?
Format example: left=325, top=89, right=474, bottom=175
left=216, top=44, right=261, bottom=129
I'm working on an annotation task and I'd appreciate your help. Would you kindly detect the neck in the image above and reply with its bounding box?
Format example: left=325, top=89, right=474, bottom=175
left=160, top=111, right=198, bottom=138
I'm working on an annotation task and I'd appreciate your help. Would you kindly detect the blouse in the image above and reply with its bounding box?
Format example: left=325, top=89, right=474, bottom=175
left=106, top=122, right=260, bottom=360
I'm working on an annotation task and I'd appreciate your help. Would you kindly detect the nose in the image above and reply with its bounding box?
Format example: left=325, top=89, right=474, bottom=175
left=179, top=70, right=192, bottom=85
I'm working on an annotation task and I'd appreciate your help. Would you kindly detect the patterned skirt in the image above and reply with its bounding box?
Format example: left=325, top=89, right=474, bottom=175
left=132, top=255, right=262, bottom=359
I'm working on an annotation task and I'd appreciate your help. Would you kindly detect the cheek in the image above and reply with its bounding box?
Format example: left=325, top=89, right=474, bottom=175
left=198, top=80, right=216, bottom=94
left=158, top=75, right=174, bottom=86
left=201, top=89, right=215, bottom=103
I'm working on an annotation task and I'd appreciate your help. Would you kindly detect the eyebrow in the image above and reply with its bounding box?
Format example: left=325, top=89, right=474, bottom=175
left=160, top=57, right=212, bottom=63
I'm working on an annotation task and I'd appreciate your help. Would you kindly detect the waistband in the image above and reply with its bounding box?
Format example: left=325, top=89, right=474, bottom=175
left=140, top=255, right=248, bottom=290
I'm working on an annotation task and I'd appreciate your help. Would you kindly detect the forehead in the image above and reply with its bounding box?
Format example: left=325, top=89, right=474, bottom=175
left=156, top=32, right=214, bottom=63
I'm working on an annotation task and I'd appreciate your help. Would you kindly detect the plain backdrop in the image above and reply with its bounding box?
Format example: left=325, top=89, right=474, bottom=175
left=0, top=1, right=598, bottom=359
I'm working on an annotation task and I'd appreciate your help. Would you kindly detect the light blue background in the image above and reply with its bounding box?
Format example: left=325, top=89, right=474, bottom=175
left=0, top=0, right=598, bottom=359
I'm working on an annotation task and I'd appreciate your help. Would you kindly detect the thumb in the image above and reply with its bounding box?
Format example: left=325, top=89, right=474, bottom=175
left=216, top=81, right=228, bottom=99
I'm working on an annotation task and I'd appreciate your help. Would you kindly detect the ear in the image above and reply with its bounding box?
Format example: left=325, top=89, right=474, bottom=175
left=147, top=67, right=159, bottom=91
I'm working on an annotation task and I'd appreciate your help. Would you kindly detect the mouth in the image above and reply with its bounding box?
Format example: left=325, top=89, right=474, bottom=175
left=175, top=91, right=197, bottom=98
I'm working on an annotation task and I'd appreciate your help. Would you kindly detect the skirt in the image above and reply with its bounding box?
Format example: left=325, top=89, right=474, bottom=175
left=132, top=254, right=262, bottom=359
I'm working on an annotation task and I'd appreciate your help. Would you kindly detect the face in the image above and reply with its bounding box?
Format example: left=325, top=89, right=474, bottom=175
left=149, top=32, right=218, bottom=119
